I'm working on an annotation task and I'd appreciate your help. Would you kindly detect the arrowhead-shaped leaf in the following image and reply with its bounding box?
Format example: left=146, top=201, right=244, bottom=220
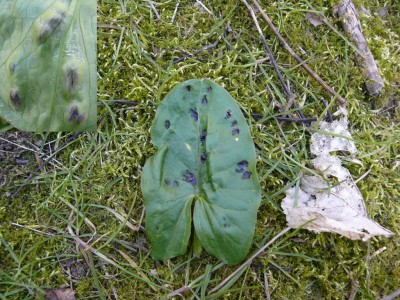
left=141, top=79, right=261, bottom=265
left=0, top=0, right=96, bottom=131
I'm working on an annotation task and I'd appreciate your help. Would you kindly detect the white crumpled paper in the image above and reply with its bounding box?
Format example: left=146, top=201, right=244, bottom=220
left=281, top=109, right=393, bottom=241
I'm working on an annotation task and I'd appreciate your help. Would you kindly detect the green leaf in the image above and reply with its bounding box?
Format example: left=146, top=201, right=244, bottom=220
left=0, top=0, right=96, bottom=131
left=141, top=79, right=261, bottom=265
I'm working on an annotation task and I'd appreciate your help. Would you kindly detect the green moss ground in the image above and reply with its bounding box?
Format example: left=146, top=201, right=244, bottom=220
left=1, top=0, right=399, bottom=299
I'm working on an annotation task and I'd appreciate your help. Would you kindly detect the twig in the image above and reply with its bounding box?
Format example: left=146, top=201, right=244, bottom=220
left=172, top=39, right=220, bottom=64
left=381, top=288, right=400, bottom=300
left=348, top=279, right=359, bottom=300
left=252, top=114, right=318, bottom=123
left=243, top=1, right=307, bottom=122
left=208, top=227, right=291, bottom=294
left=334, top=0, right=384, bottom=96
left=11, top=132, right=82, bottom=198
left=251, top=0, right=347, bottom=106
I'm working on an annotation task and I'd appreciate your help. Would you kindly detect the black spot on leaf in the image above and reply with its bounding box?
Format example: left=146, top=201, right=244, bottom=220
left=225, top=109, right=232, bottom=119
left=186, top=85, right=192, bottom=91
left=10, top=88, right=21, bottom=109
left=68, top=105, right=85, bottom=124
left=38, top=13, right=65, bottom=42
left=232, top=128, right=240, bottom=136
left=190, top=108, right=198, bottom=121
left=76, top=114, right=85, bottom=125
left=201, top=153, right=207, bottom=164
left=231, top=120, right=238, bottom=127
left=165, top=120, right=170, bottom=129
left=68, top=106, right=78, bottom=121
left=311, top=195, right=316, bottom=200
left=9, top=62, right=16, bottom=74
left=183, top=170, right=197, bottom=186
left=236, top=160, right=248, bottom=173
left=206, top=86, right=212, bottom=93
left=200, top=130, right=207, bottom=145
left=165, top=179, right=179, bottom=187
left=65, top=66, right=78, bottom=93
left=201, top=95, right=207, bottom=105
left=223, top=222, right=230, bottom=228
left=242, top=171, right=252, bottom=179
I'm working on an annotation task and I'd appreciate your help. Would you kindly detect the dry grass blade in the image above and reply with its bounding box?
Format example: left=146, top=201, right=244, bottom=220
left=104, top=206, right=139, bottom=231
left=117, top=250, right=157, bottom=292
left=208, top=227, right=291, bottom=294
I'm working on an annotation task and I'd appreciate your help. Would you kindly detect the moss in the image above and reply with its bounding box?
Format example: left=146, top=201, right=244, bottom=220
left=1, top=0, right=399, bottom=299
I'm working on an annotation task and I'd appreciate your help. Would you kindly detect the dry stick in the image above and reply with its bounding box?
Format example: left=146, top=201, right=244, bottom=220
left=243, top=1, right=307, bottom=121
left=251, top=0, right=347, bottom=106
left=208, top=227, right=291, bottom=295
left=334, top=0, right=384, bottom=96
left=381, top=288, right=400, bottom=300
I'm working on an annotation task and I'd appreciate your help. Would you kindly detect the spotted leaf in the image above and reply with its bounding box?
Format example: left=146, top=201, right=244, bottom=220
left=141, top=79, right=261, bottom=265
left=0, top=0, right=96, bottom=131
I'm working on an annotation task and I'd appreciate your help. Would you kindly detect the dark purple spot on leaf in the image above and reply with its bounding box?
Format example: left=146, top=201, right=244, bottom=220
left=165, top=179, right=171, bottom=185
left=231, top=120, right=238, bottom=127
left=38, top=13, right=65, bottom=42
left=232, top=128, right=240, bottom=136
left=9, top=62, right=16, bottom=73
left=206, top=86, right=212, bottom=93
left=65, top=66, right=78, bottom=93
left=200, top=130, right=207, bottom=145
left=236, top=160, right=248, bottom=173
left=165, top=120, right=170, bottom=129
left=223, top=222, right=230, bottom=228
left=201, top=153, right=207, bottom=164
left=68, top=106, right=79, bottom=121
left=190, top=108, right=198, bottom=121
left=76, top=113, right=85, bottom=125
left=201, top=95, right=207, bottom=105
left=183, top=170, right=197, bottom=185
left=225, top=109, right=232, bottom=119
left=186, top=85, right=192, bottom=91
left=242, top=171, right=252, bottom=179
left=10, top=88, right=21, bottom=109
left=172, top=180, right=179, bottom=187
left=68, top=105, right=84, bottom=124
